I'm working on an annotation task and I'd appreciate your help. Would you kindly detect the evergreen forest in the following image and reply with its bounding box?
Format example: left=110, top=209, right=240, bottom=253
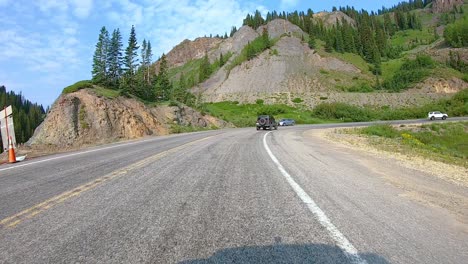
left=0, top=86, right=45, bottom=151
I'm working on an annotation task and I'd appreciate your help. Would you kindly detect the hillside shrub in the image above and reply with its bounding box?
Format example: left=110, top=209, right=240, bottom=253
left=444, top=16, right=468, bottom=47
left=227, top=35, right=274, bottom=71
left=382, top=55, right=436, bottom=91
left=343, top=83, right=374, bottom=93
left=62, top=80, right=92, bottom=94
left=256, top=99, right=264, bottom=105
left=360, top=124, right=399, bottom=138
left=312, top=102, right=375, bottom=122
left=292, top=98, right=303, bottom=103
left=256, top=105, right=287, bottom=115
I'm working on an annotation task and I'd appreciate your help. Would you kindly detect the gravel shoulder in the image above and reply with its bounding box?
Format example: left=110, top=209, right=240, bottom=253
left=305, top=127, right=468, bottom=226
left=313, top=127, right=468, bottom=187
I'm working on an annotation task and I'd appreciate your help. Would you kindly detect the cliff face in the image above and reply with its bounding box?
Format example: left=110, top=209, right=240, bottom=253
left=27, top=89, right=231, bottom=148
left=432, top=0, right=464, bottom=13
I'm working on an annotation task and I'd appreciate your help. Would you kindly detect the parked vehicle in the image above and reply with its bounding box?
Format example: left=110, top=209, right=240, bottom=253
left=428, top=111, right=448, bottom=120
left=256, top=115, right=278, bottom=130
left=279, top=118, right=295, bottom=126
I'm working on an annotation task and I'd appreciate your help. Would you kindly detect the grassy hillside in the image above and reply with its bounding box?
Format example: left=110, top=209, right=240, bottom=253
left=202, top=89, right=467, bottom=126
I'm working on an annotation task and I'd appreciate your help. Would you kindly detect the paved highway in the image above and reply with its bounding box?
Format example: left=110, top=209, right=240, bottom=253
left=1, top=121, right=467, bottom=263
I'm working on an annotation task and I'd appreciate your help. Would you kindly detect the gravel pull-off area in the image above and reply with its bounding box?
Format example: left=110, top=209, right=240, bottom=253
left=310, top=128, right=468, bottom=226
left=320, top=128, right=468, bottom=187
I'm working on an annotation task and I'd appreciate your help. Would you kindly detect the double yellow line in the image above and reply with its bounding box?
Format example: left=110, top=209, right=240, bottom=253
left=0, top=136, right=214, bottom=229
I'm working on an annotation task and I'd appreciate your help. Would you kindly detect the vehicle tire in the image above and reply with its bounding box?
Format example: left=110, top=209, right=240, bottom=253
left=430, top=116, right=435, bottom=120
left=442, top=116, right=446, bottom=120
left=256, top=126, right=260, bottom=130
left=259, top=118, right=266, bottom=126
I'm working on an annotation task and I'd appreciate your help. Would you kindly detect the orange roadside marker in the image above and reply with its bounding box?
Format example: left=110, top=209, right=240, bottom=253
left=8, top=137, right=16, bottom=163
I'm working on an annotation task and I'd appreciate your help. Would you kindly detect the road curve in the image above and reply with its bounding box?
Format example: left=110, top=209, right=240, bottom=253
left=0, top=122, right=467, bottom=263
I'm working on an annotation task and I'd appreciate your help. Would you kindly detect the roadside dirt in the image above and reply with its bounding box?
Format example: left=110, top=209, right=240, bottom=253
left=307, top=128, right=468, bottom=226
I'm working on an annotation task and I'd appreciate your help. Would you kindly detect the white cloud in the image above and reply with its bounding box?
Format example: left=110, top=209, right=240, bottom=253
left=71, top=0, right=93, bottom=19
left=280, top=0, right=299, bottom=10
left=104, top=0, right=267, bottom=57
left=36, top=0, right=68, bottom=14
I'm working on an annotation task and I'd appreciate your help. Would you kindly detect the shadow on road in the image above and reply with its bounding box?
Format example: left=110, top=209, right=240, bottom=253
left=178, top=243, right=389, bottom=264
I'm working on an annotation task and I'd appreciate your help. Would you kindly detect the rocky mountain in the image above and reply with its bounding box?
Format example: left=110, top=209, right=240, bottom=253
left=27, top=89, right=231, bottom=149
left=432, top=0, right=464, bottom=13
left=193, top=18, right=466, bottom=107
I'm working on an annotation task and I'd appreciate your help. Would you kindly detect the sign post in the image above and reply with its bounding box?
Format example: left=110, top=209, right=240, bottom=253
left=0, top=106, right=16, bottom=152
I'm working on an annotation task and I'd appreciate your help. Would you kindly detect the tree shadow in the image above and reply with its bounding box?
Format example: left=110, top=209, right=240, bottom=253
left=179, top=243, right=389, bottom=264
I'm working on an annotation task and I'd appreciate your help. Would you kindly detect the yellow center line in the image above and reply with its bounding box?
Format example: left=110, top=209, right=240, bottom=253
left=0, top=135, right=215, bottom=229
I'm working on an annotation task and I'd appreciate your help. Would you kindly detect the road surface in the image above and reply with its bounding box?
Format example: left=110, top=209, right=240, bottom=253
left=1, top=121, right=467, bottom=263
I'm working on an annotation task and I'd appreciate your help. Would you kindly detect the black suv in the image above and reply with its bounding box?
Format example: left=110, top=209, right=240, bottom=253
left=256, top=115, right=278, bottom=130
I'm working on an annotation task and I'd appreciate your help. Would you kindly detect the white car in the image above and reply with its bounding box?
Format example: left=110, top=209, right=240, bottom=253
left=428, top=111, right=448, bottom=120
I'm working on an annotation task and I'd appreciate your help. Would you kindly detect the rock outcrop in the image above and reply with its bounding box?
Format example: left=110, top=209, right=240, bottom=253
left=27, top=89, right=231, bottom=148
left=154, top=37, right=223, bottom=72
left=314, top=11, right=356, bottom=27
left=432, top=0, right=464, bottom=13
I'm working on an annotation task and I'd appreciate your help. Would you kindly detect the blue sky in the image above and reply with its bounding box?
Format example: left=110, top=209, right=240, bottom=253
left=0, top=0, right=404, bottom=107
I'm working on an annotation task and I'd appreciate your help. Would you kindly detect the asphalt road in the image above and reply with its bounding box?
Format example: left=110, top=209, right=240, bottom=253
left=1, top=120, right=467, bottom=263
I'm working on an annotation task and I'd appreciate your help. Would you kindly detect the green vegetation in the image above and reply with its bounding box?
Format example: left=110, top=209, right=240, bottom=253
left=390, top=29, right=435, bottom=51
left=292, top=98, right=303, bottom=103
left=444, top=16, right=468, bottom=47
left=79, top=106, right=89, bottom=129
left=202, top=101, right=323, bottom=127
left=355, top=122, right=468, bottom=167
left=201, top=89, right=466, bottom=127
left=313, top=89, right=467, bottom=121
left=381, top=59, right=405, bottom=81
left=360, top=124, right=400, bottom=138
left=339, top=82, right=374, bottom=93
left=63, top=80, right=93, bottom=94
left=382, top=55, right=436, bottom=91
left=312, top=103, right=375, bottom=122
left=332, top=52, right=371, bottom=74
left=227, top=29, right=274, bottom=72
left=93, top=87, right=120, bottom=99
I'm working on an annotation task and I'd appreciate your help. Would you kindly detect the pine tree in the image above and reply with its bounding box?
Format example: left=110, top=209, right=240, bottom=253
left=121, top=25, right=139, bottom=95
left=123, top=25, right=139, bottom=76
left=308, top=35, right=316, bottom=49
left=199, top=53, right=211, bottom=82
left=383, top=13, right=395, bottom=36
left=219, top=53, right=225, bottom=67
left=141, top=39, right=147, bottom=68
left=261, top=28, right=270, bottom=49
left=155, top=54, right=171, bottom=101
left=334, top=26, right=345, bottom=53
left=230, top=26, right=238, bottom=37
left=324, top=33, right=334, bottom=53
left=145, top=41, right=153, bottom=84
left=92, top=26, right=109, bottom=84
left=107, top=28, right=123, bottom=88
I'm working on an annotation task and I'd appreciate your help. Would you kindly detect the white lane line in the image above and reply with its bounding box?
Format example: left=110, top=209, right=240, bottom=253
left=263, top=132, right=367, bottom=264
left=0, top=137, right=172, bottom=172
